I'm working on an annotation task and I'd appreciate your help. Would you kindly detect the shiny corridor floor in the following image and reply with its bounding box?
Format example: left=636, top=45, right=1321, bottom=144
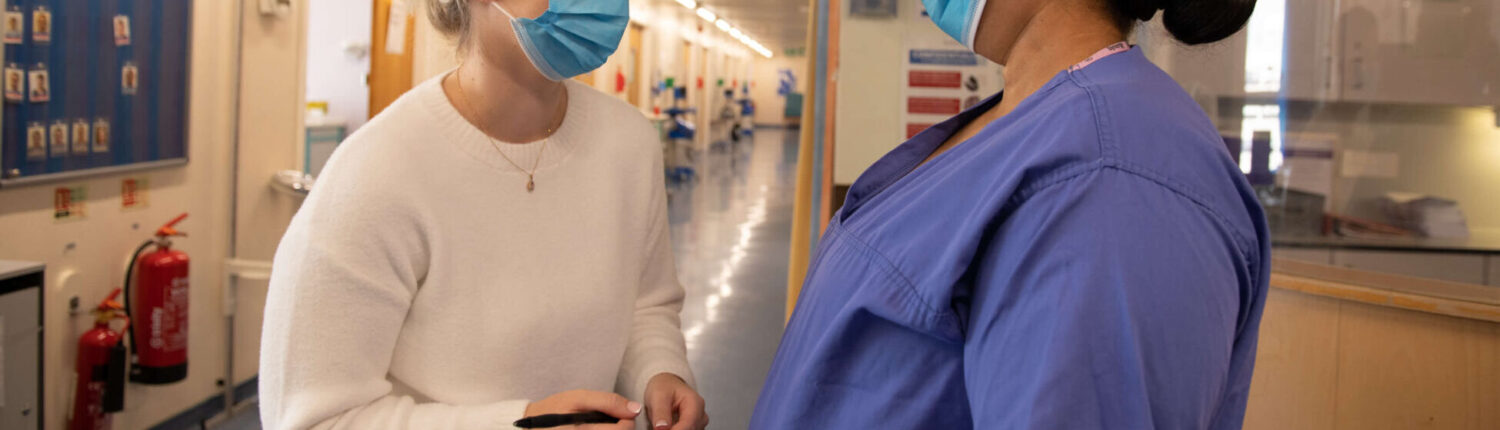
left=669, top=127, right=797, bottom=429
left=212, top=128, right=798, bottom=430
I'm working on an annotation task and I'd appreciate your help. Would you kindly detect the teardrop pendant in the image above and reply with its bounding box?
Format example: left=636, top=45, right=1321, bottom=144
left=526, top=175, right=535, bottom=192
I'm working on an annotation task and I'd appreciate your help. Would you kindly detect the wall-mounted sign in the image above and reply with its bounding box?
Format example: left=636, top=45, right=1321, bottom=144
left=54, top=185, right=87, bottom=221
left=901, top=43, right=999, bottom=139
left=122, top=178, right=149, bottom=210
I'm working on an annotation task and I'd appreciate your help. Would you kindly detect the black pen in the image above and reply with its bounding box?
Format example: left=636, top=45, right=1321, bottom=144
left=513, top=411, right=620, bottom=428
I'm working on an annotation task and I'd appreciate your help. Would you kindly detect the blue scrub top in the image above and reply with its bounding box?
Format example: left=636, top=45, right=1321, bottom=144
left=751, top=47, right=1270, bottom=429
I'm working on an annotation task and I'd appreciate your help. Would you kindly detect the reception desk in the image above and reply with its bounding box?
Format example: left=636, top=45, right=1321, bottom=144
left=1245, top=257, right=1500, bottom=430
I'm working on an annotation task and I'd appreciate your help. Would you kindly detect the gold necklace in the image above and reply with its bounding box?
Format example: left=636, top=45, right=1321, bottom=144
left=453, top=68, right=567, bottom=192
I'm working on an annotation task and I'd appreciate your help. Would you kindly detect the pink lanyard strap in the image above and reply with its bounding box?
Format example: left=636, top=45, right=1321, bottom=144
left=1069, top=41, right=1131, bottom=72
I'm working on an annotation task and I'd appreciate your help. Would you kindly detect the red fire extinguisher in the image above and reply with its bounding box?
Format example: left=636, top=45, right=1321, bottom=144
left=71, top=289, right=130, bottom=430
left=124, top=213, right=190, bottom=384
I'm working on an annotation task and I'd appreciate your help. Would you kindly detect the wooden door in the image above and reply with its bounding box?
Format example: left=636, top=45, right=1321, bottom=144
left=682, top=40, right=692, bottom=93
left=369, top=0, right=415, bottom=117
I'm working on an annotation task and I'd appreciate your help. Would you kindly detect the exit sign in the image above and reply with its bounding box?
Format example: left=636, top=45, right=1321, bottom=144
left=783, top=47, right=807, bottom=57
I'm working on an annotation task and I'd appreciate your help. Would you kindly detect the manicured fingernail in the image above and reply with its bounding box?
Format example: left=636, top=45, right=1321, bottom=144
left=655, top=420, right=670, bottom=429
left=628, top=401, right=642, bottom=414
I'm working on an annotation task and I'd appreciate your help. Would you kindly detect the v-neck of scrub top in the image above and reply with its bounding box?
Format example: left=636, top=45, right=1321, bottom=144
left=838, top=43, right=1129, bottom=224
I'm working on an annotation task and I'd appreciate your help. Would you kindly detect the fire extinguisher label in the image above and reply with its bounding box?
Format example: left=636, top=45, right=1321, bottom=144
left=150, top=276, right=189, bottom=352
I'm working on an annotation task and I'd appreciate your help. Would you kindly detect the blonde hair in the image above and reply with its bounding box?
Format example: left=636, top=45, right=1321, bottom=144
left=425, top=0, right=473, bottom=49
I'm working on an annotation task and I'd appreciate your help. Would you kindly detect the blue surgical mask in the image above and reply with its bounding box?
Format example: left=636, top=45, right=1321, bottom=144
left=923, top=0, right=990, bottom=49
left=491, top=0, right=629, bottom=81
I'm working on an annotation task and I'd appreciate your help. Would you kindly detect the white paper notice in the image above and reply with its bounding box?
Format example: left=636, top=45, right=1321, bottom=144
left=1341, top=150, right=1400, bottom=179
left=384, top=0, right=411, bottom=55
left=1280, top=133, right=1337, bottom=208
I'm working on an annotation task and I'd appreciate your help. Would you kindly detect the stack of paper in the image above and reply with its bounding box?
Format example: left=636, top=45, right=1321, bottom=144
left=1382, top=192, right=1470, bottom=238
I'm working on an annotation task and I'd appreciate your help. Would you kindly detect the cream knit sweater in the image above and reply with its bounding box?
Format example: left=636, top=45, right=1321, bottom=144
left=259, top=74, right=693, bottom=429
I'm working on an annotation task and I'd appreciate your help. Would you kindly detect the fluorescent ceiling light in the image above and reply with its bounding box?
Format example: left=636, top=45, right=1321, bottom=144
left=687, top=5, right=772, bottom=59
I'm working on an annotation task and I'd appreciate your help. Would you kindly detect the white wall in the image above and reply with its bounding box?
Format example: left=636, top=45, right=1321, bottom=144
left=832, top=2, right=1003, bottom=184
left=305, top=0, right=373, bottom=131
left=230, top=0, right=310, bottom=398
left=0, top=1, right=254, bottom=428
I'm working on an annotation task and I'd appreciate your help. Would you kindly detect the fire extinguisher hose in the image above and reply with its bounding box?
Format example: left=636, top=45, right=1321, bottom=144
left=121, top=239, right=156, bottom=374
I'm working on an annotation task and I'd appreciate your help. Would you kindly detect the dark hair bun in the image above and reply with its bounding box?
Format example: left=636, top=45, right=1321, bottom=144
left=1161, top=0, right=1257, bottom=45
left=1112, top=0, right=1258, bottom=45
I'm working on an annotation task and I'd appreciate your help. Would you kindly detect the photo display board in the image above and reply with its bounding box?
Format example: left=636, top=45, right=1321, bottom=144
left=0, top=0, right=191, bottom=186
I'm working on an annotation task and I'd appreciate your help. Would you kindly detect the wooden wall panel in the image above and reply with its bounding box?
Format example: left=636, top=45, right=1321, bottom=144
left=1246, top=288, right=1500, bottom=429
left=1244, top=289, right=1341, bottom=430
left=1333, top=301, right=1500, bottom=429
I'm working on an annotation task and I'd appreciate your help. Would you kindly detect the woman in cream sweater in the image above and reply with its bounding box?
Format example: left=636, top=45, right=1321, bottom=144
left=259, top=1, right=707, bottom=429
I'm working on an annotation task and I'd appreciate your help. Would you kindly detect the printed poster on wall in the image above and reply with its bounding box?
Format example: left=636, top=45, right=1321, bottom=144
left=3, top=9, right=22, bottom=44
left=71, top=119, right=91, bottom=155
left=48, top=121, right=66, bottom=157
left=122, top=177, right=149, bottom=210
left=3, top=64, right=22, bottom=102
left=54, top=185, right=87, bottom=221
left=113, top=15, right=131, bottom=46
left=900, top=40, right=1001, bottom=140
left=93, top=118, right=111, bottom=153
left=25, top=122, right=44, bottom=160
left=31, top=6, right=50, bottom=43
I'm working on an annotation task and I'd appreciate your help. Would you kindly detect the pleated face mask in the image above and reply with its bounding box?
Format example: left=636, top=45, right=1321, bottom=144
left=491, top=0, right=629, bottom=81
left=922, top=0, right=989, bottom=49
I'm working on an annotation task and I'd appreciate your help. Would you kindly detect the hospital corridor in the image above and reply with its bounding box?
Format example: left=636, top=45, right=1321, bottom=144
left=3, top=0, right=1500, bottom=429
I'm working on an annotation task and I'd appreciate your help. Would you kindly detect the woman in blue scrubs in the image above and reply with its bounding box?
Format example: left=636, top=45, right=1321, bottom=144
left=753, top=0, right=1268, bottom=429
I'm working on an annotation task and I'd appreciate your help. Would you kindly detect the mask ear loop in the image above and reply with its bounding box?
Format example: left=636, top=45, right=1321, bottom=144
left=490, top=1, right=516, bottom=20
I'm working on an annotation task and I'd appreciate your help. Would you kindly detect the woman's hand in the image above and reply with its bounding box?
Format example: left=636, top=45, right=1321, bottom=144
left=524, top=390, right=641, bottom=429
left=644, top=373, right=708, bottom=430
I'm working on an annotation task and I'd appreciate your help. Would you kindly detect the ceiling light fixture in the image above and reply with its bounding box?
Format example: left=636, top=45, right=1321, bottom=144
left=687, top=3, right=773, bottom=58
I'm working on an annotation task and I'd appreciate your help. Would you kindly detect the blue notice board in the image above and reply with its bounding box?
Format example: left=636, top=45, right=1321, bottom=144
left=0, top=0, right=192, bottom=187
